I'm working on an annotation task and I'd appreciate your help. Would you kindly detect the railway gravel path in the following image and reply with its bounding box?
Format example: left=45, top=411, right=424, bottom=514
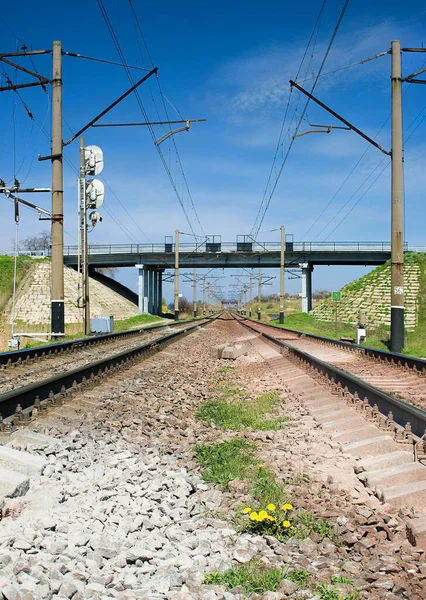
left=244, top=320, right=426, bottom=412
left=0, top=316, right=425, bottom=599
left=0, top=326, right=188, bottom=396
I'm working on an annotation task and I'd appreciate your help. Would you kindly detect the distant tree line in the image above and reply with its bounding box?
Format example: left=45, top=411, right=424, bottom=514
left=20, top=230, right=51, bottom=252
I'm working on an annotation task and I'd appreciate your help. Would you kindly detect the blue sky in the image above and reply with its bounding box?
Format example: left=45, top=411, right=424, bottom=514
left=1, top=0, right=426, bottom=303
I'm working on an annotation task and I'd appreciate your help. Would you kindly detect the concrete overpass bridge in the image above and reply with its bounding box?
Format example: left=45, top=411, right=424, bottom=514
left=63, top=240, right=420, bottom=315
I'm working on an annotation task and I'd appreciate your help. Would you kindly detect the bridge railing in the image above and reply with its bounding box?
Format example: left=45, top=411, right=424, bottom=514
left=62, top=241, right=411, bottom=256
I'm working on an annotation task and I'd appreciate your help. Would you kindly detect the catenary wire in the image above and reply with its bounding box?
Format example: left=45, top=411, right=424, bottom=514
left=0, top=22, right=159, bottom=251
left=303, top=57, right=426, bottom=240
left=127, top=0, right=205, bottom=237
left=255, top=0, right=327, bottom=238
left=251, top=0, right=351, bottom=237
left=321, top=103, right=426, bottom=239
left=96, top=0, right=204, bottom=238
left=297, top=50, right=388, bottom=83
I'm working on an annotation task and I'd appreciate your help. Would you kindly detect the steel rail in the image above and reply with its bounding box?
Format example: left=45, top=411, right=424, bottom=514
left=0, top=315, right=216, bottom=368
left=234, top=314, right=426, bottom=439
left=237, top=314, right=426, bottom=372
left=0, top=318, right=216, bottom=421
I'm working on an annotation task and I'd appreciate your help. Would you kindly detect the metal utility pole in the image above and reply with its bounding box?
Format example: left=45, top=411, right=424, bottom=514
left=79, top=137, right=90, bottom=335
left=203, top=275, right=206, bottom=314
left=193, top=268, right=197, bottom=317
left=243, top=285, right=247, bottom=315
left=51, top=40, right=64, bottom=335
left=174, top=229, right=179, bottom=320
left=391, top=40, right=404, bottom=352
left=279, top=225, right=285, bottom=324
left=249, top=272, right=253, bottom=317
left=258, top=267, right=262, bottom=320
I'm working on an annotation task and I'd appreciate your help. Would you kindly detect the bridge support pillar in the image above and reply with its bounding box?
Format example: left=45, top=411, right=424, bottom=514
left=153, top=270, right=158, bottom=316
left=300, top=263, right=313, bottom=313
left=148, top=269, right=154, bottom=314
left=136, top=264, right=148, bottom=314
left=143, top=269, right=149, bottom=313
left=158, top=270, right=163, bottom=315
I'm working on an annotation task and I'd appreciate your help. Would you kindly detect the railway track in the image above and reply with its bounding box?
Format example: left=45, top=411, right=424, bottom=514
left=234, top=314, right=426, bottom=437
left=1, top=312, right=426, bottom=597
left=0, top=316, right=212, bottom=369
left=0, top=318, right=213, bottom=396
left=231, top=312, right=426, bottom=541
left=0, top=316, right=216, bottom=423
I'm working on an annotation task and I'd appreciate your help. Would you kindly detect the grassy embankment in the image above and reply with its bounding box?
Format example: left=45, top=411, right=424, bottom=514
left=0, top=256, right=38, bottom=350
left=253, top=253, right=426, bottom=357
left=0, top=254, right=166, bottom=350
left=0, top=256, right=35, bottom=312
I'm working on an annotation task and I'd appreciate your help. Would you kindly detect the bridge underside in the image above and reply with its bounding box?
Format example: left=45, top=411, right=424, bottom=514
left=65, top=249, right=392, bottom=318
left=64, top=250, right=391, bottom=269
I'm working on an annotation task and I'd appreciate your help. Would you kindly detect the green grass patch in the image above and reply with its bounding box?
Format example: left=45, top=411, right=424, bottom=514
left=288, top=569, right=311, bottom=586
left=315, top=581, right=359, bottom=600
left=113, top=313, right=162, bottom=332
left=203, top=563, right=358, bottom=599
left=202, top=561, right=288, bottom=594
left=194, top=439, right=256, bottom=488
left=250, top=464, right=287, bottom=507
left=216, top=365, right=235, bottom=375
left=276, top=312, right=359, bottom=341
left=403, top=253, right=426, bottom=357
left=330, top=575, right=355, bottom=585
left=0, top=256, right=37, bottom=312
left=292, top=509, right=335, bottom=540
left=196, top=391, right=288, bottom=431
left=273, top=312, right=392, bottom=352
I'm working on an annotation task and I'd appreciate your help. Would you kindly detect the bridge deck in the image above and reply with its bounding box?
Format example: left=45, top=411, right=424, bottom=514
left=61, top=241, right=419, bottom=269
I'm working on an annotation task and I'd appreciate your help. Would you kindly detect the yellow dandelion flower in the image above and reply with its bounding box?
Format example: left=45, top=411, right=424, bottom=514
left=266, top=516, right=276, bottom=522
left=257, top=514, right=265, bottom=522
left=258, top=510, right=268, bottom=519
left=242, top=507, right=251, bottom=514
left=249, top=512, right=258, bottom=521
left=283, top=520, right=291, bottom=528
left=282, top=503, right=293, bottom=511
left=258, top=464, right=264, bottom=469
left=267, top=503, right=276, bottom=511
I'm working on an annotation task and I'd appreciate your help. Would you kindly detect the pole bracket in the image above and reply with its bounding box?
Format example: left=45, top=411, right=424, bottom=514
left=38, top=153, right=62, bottom=162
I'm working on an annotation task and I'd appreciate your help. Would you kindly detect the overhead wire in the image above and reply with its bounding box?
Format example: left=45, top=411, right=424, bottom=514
left=0, top=19, right=160, bottom=251
left=296, top=50, right=388, bottom=83
left=256, top=0, right=327, bottom=234
left=24, top=54, right=154, bottom=247
left=308, top=57, right=426, bottom=240
left=61, top=51, right=151, bottom=71
left=321, top=100, right=426, bottom=239
left=96, top=0, right=204, bottom=238
left=303, top=57, right=426, bottom=240
left=251, top=0, right=351, bottom=237
left=127, top=0, right=205, bottom=237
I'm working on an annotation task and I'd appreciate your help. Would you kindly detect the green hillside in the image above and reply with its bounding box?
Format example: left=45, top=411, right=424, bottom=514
left=280, top=253, right=426, bottom=356
left=311, top=253, right=424, bottom=332
left=0, top=256, right=37, bottom=312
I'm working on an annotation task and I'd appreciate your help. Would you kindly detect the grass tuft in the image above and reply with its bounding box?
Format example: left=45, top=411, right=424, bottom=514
left=194, top=439, right=256, bottom=488
left=202, top=561, right=287, bottom=594
left=287, top=569, right=310, bottom=586
left=196, top=390, right=288, bottom=431
left=250, top=464, right=288, bottom=507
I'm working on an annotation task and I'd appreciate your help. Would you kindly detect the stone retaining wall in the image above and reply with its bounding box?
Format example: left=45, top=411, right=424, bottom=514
left=311, top=258, right=422, bottom=331
left=5, top=262, right=139, bottom=324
